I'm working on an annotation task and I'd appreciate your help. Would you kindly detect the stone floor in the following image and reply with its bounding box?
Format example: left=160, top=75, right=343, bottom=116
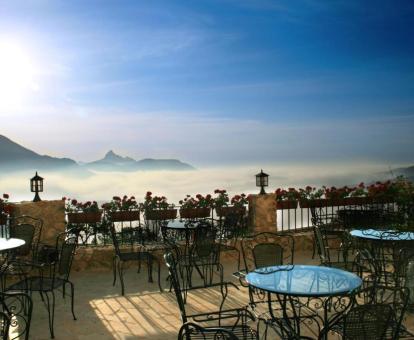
left=27, top=250, right=414, bottom=340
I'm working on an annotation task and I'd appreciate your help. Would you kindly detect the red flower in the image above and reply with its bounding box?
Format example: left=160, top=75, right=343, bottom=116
left=71, top=199, right=77, bottom=205
left=3, top=194, right=9, bottom=199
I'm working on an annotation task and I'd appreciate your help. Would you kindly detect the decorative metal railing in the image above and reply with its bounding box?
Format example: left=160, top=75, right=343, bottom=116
left=276, top=200, right=399, bottom=232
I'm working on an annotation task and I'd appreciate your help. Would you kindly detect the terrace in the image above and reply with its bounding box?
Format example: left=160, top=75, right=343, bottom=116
left=0, top=178, right=414, bottom=339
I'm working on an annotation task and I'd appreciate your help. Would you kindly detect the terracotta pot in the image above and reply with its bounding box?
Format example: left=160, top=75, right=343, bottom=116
left=145, top=209, right=177, bottom=220
left=276, top=200, right=298, bottom=210
left=215, top=206, right=246, bottom=217
left=299, top=199, right=328, bottom=208
left=179, top=208, right=211, bottom=219
left=67, top=211, right=102, bottom=224
left=109, top=210, right=141, bottom=222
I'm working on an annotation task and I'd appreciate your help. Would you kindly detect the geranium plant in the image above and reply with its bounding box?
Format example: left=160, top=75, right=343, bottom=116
left=179, top=194, right=213, bottom=209
left=298, top=186, right=324, bottom=200
left=0, top=193, right=13, bottom=215
left=275, top=188, right=300, bottom=202
left=63, top=198, right=100, bottom=213
left=102, top=195, right=138, bottom=212
left=140, top=191, right=173, bottom=214
left=230, top=194, right=248, bottom=208
left=212, top=189, right=229, bottom=209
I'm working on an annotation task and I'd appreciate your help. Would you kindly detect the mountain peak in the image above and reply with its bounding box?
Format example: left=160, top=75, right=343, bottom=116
left=102, top=150, right=135, bottom=163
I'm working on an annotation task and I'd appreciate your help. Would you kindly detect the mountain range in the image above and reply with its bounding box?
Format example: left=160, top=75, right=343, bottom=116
left=0, top=135, right=194, bottom=172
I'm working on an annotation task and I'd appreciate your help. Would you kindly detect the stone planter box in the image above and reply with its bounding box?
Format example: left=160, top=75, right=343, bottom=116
left=67, top=211, right=102, bottom=224
left=145, top=209, right=177, bottom=220
left=108, top=210, right=141, bottom=222
left=215, top=206, right=246, bottom=217
left=179, top=208, right=211, bottom=219
left=276, top=200, right=298, bottom=210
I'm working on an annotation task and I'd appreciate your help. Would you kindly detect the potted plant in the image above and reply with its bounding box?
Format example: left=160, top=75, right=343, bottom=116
left=323, top=186, right=352, bottom=206
left=64, top=198, right=102, bottom=223
left=345, top=182, right=370, bottom=205
left=214, top=189, right=247, bottom=217
left=298, top=186, right=325, bottom=208
left=140, top=192, right=177, bottom=220
left=102, top=195, right=140, bottom=222
left=0, top=193, right=13, bottom=225
left=179, top=194, right=212, bottom=219
left=275, top=188, right=299, bottom=210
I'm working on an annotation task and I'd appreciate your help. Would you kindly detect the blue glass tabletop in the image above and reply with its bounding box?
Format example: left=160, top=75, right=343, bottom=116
left=350, top=229, right=414, bottom=241
left=165, top=220, right=198, bottom=230
left=246, top=265, right=362, bottom=297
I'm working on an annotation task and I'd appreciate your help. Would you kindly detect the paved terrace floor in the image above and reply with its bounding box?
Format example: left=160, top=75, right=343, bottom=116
left=29, top=250, right=414, bottom=340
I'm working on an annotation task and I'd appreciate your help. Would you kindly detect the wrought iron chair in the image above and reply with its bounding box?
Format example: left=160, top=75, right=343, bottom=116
left=313, top=226, right=355, bottom=272
left=1, top=216, right=43, bottom=288
left=216, top=212, right=248, bottom=273
left=164, top=252, right=257, bottom=339
left=0, top=311, right=10, bottom=340
left=178, top=322, right=239, bottom=340
left=0, top=291, right=32, bottom=340
left=109, top=222, right=161, bottom=295
left=328, top=303, right=393, bottom=340
left=7, top=232, right=77, bottom=339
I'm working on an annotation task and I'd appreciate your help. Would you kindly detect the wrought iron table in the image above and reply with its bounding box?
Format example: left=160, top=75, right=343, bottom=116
left=350, top=229, right=414, bottom=242
left=246, top=265, right=362, bottom=339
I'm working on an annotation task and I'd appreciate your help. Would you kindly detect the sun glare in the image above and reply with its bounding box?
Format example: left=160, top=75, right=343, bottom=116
left=0, top=40, right=37, bottom=109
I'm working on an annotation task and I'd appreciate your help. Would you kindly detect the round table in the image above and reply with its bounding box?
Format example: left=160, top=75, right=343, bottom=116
left=350, top=229, right=414, bottom=242
left=0, top=238, right=25, bottom=252
left=246, top=265, right=362, bottom=339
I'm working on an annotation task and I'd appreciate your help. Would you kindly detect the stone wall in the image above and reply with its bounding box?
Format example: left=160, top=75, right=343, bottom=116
left=11, top=200, right=66, bottom=245
left=248, top=193, right=277, bottom=232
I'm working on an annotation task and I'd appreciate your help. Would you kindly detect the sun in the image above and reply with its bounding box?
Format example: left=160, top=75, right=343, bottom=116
left=0, top=40, right=37, bottom=109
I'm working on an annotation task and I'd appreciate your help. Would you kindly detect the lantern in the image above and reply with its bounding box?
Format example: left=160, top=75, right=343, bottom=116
left=255, top=169, right=269, bottom=195
left=30, top=172, right=44, bottom=202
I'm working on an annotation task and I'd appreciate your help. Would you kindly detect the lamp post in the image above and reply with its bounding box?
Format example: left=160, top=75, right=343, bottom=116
left=30, top=172, right=44, bottom=202
left=256, top=169, right=269, bottom=195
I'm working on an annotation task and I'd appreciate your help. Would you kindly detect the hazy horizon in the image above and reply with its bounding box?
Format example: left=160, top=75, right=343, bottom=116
left=0, top=161, right=407, bottom=204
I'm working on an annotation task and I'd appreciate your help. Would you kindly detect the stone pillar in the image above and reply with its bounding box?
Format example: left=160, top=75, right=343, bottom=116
left=248, top=193, right=277, bottom=233
left=11, top=200, right=66, bottom=245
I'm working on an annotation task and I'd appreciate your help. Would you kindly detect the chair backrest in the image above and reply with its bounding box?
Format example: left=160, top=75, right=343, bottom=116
left=241, top=232, right=295, bottom=272
left=342, top=303, right=393, bottom=340
left=358, top=284, right=410, bottom=339
left=54, top=232, right=77, bottom=281
left=252, top=243, right=283, bottom=269
left=0, top=291, right=32, bottom=340
left=164, top=252, right=188, bottom=323
left=220, top=212, right=246, bottom=239
left=313, top=226, right=330, bottom=263
left=9, top=215, right=43, bottom=258
left=192, top=221, right=217, bottom=259
left=178, top=322, right=238, bottom=340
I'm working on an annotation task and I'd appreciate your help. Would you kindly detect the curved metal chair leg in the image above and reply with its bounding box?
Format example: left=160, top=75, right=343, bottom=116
left=44, top=291, right=56, bottom=339
left=147, top=256, right=154, bottom=283
left=68, top=281, right=77, bottom=320
left=156, top=259, right=162, bottom=292
left=112, top=256, right=117, bottom=286
left=118, top=261, right=125, bottom=296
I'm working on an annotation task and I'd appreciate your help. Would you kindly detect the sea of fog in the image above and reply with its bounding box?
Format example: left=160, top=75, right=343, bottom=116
left=0, top=162, right=399, bottom=204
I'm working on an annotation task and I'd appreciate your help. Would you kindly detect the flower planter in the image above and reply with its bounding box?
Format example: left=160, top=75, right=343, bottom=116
left=299, top=199, right=328, bottom=208
left=276, top=200, right=298, bottom=210
left=145, top=209, right=177, bottom=220
left=179, top=208, right=211, bottom=219
left=108, top=210, right=141, bottom=222
left=215, top=206, right=246, bottom=217
left=67, top=211, right=102, bottom=224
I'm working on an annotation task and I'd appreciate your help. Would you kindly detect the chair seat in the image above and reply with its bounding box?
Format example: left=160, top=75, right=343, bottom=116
left=8, top=276, right=67, bottom=292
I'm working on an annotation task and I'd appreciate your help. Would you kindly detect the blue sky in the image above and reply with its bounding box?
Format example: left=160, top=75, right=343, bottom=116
left=0, top=0, right=413, bottom=166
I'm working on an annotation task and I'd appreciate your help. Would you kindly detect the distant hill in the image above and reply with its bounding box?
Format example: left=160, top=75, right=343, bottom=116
left=85, top=150, right=194, bottom=171
left=0, top=135, right=77, bottom=171
left=392, top=165, right=414, bottom=181
left=0, top=134, right=194, bottom=172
